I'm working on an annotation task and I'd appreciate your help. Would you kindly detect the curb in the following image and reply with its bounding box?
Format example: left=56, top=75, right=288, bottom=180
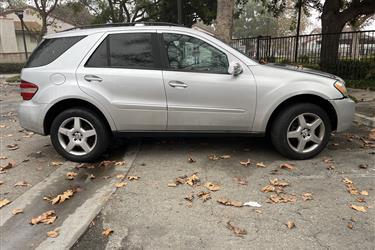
left=354, top=113, right=375, bottom=128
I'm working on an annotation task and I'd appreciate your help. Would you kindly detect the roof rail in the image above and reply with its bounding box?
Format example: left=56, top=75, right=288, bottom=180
left=63, top=22, right=184, bottom=32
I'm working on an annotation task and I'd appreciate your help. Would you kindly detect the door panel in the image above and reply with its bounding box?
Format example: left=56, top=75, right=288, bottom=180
left=76, top=31, right=167, bottom=131
left=160, top=32, right=256, bottom=131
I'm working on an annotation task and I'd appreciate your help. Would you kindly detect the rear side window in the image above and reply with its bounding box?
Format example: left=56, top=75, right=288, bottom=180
left=86, top=33, right=155, bottom=69
left=25, top=36, right=85, bottom=68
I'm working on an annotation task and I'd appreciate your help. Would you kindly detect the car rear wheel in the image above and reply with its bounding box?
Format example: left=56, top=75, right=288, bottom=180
left=50, top=108, right=110, bottom=162
left=270, top=103, right=331, bottom=160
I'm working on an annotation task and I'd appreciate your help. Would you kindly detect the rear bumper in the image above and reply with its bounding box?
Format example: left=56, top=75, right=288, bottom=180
left=18, top=101, right=47, bottom=135
left=330, top=98, right=355, bottom=132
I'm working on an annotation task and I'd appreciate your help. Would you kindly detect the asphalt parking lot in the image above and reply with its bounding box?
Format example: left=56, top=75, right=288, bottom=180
left=1, top=82, right=374, bottom=250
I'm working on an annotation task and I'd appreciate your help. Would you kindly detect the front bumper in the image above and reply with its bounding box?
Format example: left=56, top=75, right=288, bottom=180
left=329, top=97, right=355, bottom=132
left=18, top=101, right=47, bottom=135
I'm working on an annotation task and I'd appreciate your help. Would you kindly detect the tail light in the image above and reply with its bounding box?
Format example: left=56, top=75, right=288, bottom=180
left=20, top=80, right=38, bottom=100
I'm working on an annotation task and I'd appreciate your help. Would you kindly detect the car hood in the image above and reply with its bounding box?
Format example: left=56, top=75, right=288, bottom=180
left=264, top=63, right=341, bottom=81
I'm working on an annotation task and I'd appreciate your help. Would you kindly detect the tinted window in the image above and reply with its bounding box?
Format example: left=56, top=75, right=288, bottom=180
left=25, top=36, right=85, bottom=68
left=163, top=33, right=229, bottom=74
left=86, top=33, right=154, bottom=68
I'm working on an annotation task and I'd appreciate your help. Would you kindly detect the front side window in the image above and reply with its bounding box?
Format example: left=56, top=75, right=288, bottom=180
left=163, top=33, right=229, bottom=74
left=86, top=33, right=154, bottom=69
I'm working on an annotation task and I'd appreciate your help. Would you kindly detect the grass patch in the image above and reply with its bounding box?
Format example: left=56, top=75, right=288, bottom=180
left=5, top=74, right=20, bottom=83
left=345, top=79, right=375, bottom=91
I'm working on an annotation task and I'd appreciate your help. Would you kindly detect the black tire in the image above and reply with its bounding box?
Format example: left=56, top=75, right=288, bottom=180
left=270, top=103, right=331, bottom=160
left=50, top=108, right=110, bottom=162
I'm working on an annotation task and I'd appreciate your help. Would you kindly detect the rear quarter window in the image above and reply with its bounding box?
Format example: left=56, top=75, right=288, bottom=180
left=25, top=36, right=85, bottom=68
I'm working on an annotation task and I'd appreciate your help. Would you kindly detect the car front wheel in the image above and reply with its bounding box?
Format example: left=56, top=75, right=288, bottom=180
left=271, top=103, right=331, bottom=160
left=50, top=108, right=110, bottom=162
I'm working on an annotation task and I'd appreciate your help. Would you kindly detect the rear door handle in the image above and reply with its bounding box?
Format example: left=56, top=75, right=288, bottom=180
left=84, top=75, right=103, bottom=82
left=168, top=81, right=188, bottom=88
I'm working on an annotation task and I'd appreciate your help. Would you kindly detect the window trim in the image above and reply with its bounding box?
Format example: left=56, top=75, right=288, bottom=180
left=158, top=32, right=231, bottom=75
left=84, top=32, right=163, bottom=70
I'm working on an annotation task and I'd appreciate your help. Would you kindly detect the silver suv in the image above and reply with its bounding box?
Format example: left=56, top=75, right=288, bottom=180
left=18, top=23, right=355, bottom=162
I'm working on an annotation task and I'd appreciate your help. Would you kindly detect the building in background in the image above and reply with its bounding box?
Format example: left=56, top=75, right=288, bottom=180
left=0, top=6, right=75, bottom=63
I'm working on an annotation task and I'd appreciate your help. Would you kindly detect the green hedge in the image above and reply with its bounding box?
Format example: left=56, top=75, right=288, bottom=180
left=0, top=63, right=24, bottom=74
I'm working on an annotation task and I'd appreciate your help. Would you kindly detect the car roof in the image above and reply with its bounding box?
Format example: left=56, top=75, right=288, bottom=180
left=44, top=25, right=195, bottom=39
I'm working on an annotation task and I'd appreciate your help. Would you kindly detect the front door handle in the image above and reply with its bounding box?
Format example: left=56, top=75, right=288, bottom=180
left=84, top=75, right=103, bottom=82
left=168, top=81, right=188, bottom=88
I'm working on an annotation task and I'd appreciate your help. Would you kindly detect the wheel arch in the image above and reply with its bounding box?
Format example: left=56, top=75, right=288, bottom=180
left=265, top=94, right=338, bottom=135
left=44, top=98, right=114, bottom=135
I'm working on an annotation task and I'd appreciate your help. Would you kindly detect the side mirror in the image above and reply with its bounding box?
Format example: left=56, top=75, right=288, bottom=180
left=228, top=62, right=243, bottom=76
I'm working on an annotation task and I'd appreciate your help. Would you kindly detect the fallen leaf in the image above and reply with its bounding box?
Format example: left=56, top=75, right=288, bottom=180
left=102, top=227, right=113, bottom=237
left=358, top=164, right=368, bottom=169
left=239, top=159, right=251, bottom=167
left=0, top=199, right=11, bottom=208
left=368, top=128, right=375, bottom=140
left=356, top=197, right=366, bottom=203
left=256, top=162, right=266, bottom=168
left=66, top=172, right=78, bottom=180
left=114, top=161, right=126, bottom=166
left=360, top=190, right=368, bottom=196
left=0, top=156, right=7, bottom=160
left=220, top=155, right=231, bottom=159
left=197, top=191, right=211, bottom=202
left=185, top=174, right=199, bottom=186
left=243, top=201, right=261, bottom=207
left=0, top=161, right=15, bottom=171
left=269, top=178, right=289, bottom=187
left=185, top=193, right=194, bottom=202
left=30, top=210, right=57, bottom=225
left=280, top=163, right=294, bottom=171
left=51, top=190, right=74, bottom=205
left=217, top=198, right=243, bottom=207
left=302, top=192, right=313, bottom=201
left=50, top=161, right=63, bottom=166
left=226, top=221, right=247, bottom=237
left=12, top=208, right=23, bottom=215
left=47, top=230, right=59, bottom=238
left=347, top=222, right=353, bottom=229
left=208, top=155, right=219, bottom=161
left=0, top=181, right=3, bottom=185
left=116, top=174, right=125, bottom=179
left=286, top=221, right=295, bottom=229
left=261, top=185, right=275, bottom=193
left=167, top=183, right=177, bottom=187
left=187, top=156, right=196, bottom=163
left=204, top=182, right=221, bottom=191
left=14, top=181, right=32, bottom=187
left=269, top=194, right=297, bottom=203
left=89, top=174, right=96, bottom=179
left=127, top=176, right=140, bottom=181
left=7, top=144, right=18, bottom=150
left=350, top=204, right=367, bottom=212
left=115, top=182, right=127, bottom=188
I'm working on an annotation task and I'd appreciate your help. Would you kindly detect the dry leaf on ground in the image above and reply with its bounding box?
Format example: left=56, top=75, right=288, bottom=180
left=99, top=160, right=115, bottom=167
left=0, top=161, right=15, bottom=171
left=0, top=156, right=7, bottom=160
left=186, top=174, right=200, bottom=186
left=360, top=190, right=368, bottom=196
left=261, top=185, right=276, bottom=193
left=208, top=155, right=219, bottom=161
left=256, top=162, right=266, bottom=168
left=270, top=178, right=289, bottom=187
left=220, top=155, right=231, bottom=159
left=12, top=208, right=23, bottom=215
left=115, top=182, right=127, bottom=188
left=269, top=194, right=297, bottom=203
left=7, top=144, right=18, bottom=150
left=347, top=222, right=354, bottom=229
left=356, top=197, right=366, bottom=203
left=50, top=161, right=63, bottom=166
left=114, top=161, right=126, bottom=166
left=358, top=164, right=368, bottom=169
left=102, top=227, right=113, bottom=237
left=239, top=159, right=251, bottom=167
left=197, top=191, right=211, bottom=202
left=185, top=193, right=194, bottom=202
left=342, top=178, right=359, bottom=195
left=51, top=190, right=74, bottom=205
left=66, top=172, right=78, bottom=180
left=116, top=174, right=125, bottom=179
left=0, top=199, right=11, bottom=208
left=286, top=221, right=295, bottom=229
left=280, top=163, right=294, bottom=170
left=30, top=210, right=57, bottom=225
left=14, top=181, right=32, bottom=187
left=128, top=176, right=140, bottom=181
left=217, top=198, right=243, bottom=207
left=204, top=182, right=221, bottom=191
left=167, top=183, right=177, bottom=187
left=47, top=230, right=59, bottom=238
left=0, top=181, right=3, bottom=185
left=368, top=128, right=375, bottom=140
left=187, top=156, right=196, bottom=163
left=302, top=192, right=313, bottom=201
left=226, top=221, right=247, bottom=237
left=350, top=204, right=367, bottom=212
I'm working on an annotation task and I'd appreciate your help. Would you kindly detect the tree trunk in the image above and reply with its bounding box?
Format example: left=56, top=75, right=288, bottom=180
left=215, top=0, right=235, bottom=44
left=320, top=11, right=345, bottom=72
left=40, top=15, right=48, bottom=38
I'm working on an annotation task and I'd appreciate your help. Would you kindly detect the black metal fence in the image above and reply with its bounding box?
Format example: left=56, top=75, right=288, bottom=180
left=231, top=30, right=375, bottom=80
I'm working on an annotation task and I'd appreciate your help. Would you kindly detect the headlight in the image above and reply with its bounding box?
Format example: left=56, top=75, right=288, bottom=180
left=334, top=80, right=348, bottom=97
